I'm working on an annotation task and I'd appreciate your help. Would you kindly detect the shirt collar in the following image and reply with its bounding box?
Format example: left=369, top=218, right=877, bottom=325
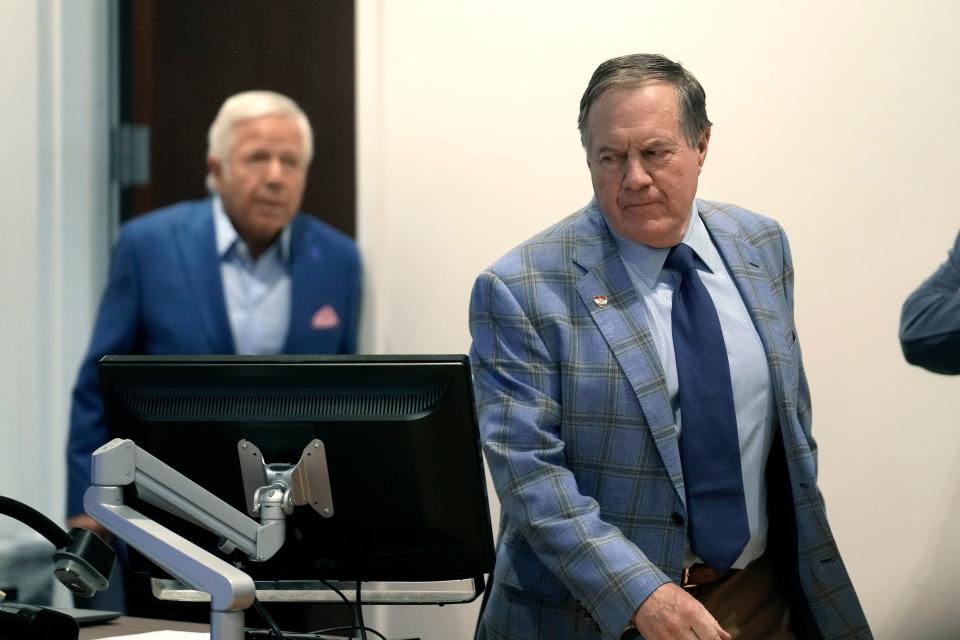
left=607, top=201, right=711, bottom=287
left=680, top=202, right=722, bottom=276
left=212, top=195, right=292, bottom=262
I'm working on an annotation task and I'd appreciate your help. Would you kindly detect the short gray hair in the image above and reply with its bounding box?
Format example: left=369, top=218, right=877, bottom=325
left=578, top=53, right=711, bottom=149
left=205, top=90, right=313, bottom=190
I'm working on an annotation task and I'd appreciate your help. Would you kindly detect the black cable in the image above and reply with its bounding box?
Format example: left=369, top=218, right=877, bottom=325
left=312, top=625, right=388, bottom=640
left=309, top=579, right=360, bottom=639
left=247, top=582, right=391, bottom=640
left=247, top=620, right=389, bottom=640
left=319, top=579, right=352, bottom=608
left=474, top=571, right=493, bottom=637
left=0, top=496, right=71, bottom=548
left=252, top=597, right=288, bottom=640
left=318, top=578, right=355, bottom=635
left=247, top=631, right=336, bottom=640
left=355, top=581, right=368, bottom=640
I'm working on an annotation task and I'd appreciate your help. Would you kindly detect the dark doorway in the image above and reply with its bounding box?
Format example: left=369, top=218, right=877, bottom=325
left=118, top=0, right=356, bottom=236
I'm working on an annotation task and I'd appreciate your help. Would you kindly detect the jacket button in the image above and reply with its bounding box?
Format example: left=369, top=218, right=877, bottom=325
left=671, top=512, right=685, bottom=526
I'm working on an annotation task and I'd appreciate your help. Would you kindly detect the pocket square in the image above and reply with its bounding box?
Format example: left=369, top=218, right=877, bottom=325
left=310, top=305, right=340, bottom=330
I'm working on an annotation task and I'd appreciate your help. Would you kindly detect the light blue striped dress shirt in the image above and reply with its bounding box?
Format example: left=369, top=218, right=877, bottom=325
left=608, top=201, right=775, bottom=570
left=213, top=197, right=292, bottom=355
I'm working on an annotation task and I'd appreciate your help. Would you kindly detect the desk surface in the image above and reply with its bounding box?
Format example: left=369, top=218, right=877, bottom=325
left=80, top=615, right=208, bottom=639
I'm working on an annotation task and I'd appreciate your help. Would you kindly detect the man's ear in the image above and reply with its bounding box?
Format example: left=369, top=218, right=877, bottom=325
left=207, top=155, right=224, bottom=186
left=696, top=127, right=711, bottom=169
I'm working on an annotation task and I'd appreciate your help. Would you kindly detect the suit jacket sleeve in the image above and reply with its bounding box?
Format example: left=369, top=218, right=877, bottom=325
left=470, top=270, right=671, bottom=639
left=899, top=230, right=960, bottom=374
left=66, top=227, right=142, bottom=518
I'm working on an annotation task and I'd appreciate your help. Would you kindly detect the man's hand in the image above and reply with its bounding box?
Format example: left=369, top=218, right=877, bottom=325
left=632, top=582, right=731, bottom=640
left=66, top=514, right=111, bottom=543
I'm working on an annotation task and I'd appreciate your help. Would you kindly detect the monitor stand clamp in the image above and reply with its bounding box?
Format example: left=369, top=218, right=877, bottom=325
left=236, top=438, right=334, bottom=521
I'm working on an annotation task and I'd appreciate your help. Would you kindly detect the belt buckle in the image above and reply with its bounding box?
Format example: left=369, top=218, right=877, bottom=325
left=682, top=565, right=710, bottom=588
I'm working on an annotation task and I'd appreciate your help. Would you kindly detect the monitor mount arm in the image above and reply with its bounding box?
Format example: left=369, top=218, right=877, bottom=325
left=84, top=437, right=333, bottom=640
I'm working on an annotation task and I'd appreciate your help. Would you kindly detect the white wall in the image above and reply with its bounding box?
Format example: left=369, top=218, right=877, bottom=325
left=0, top=0, right=109, bottom=596
left=357, top=1, right=960, bottom=638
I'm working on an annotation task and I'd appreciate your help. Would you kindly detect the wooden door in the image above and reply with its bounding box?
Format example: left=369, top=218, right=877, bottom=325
left=119, top=0, right=356, bottom=236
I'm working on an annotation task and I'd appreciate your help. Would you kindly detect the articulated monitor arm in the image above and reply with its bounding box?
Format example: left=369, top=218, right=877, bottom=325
left=83, top=437, right=334, bottom=640
left=87, top=438, right=289, bottom=561
left=83, top=438, right=288, bottom=640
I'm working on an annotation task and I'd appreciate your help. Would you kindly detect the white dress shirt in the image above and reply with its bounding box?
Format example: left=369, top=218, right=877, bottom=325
left=213, top=196, right=292, bottom=355
left=608, top=201, right=775, bottom=570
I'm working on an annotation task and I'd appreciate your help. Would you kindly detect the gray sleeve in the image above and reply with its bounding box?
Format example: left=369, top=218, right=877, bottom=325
left=899, top=230, right=960, bottom=374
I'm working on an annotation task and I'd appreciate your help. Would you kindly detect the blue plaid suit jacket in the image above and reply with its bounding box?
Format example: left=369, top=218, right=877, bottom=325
left=469, top=199, right=871, bottom=639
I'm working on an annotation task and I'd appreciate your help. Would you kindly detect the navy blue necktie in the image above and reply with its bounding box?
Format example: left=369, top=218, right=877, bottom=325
left=666, top=243, right=749, bottom=574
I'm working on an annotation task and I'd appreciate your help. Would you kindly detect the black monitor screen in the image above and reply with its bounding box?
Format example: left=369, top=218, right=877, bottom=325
left=98, top=355, right=495, bottom=587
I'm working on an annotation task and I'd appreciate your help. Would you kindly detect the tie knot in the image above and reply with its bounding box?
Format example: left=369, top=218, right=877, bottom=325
left=665, top=243, right=699, bottom=273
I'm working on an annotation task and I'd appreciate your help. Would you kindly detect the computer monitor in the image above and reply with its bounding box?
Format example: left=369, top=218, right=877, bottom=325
left=97, top=355, right=495, bottom=601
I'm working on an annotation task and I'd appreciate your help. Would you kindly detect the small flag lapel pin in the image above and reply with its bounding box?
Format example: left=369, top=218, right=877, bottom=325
left=592, top=295, right=608, bottom=309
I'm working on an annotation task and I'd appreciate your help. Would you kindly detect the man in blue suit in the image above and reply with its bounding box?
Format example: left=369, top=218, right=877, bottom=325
left=469, top=55, right=870, bottom=639
left=899, top=229, right=960, bottom=374
left=66, top=90, right=361, bottom=538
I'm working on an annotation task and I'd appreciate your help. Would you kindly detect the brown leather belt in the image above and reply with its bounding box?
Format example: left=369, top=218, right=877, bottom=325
left=681, top=564, right=739, bottom=588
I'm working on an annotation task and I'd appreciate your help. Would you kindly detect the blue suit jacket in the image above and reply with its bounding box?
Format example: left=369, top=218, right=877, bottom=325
left=66, top=199, right=361, bottom=517
left=899, top=229, right=960, bottom=374
left=469, top=199, right=871, bottom=639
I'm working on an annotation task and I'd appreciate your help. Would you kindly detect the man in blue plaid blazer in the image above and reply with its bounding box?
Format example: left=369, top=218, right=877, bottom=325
left=469, top=54, right=871, bottom=640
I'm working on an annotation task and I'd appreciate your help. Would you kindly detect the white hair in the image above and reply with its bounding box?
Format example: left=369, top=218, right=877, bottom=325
left=205, top=90, right=313, bottom=191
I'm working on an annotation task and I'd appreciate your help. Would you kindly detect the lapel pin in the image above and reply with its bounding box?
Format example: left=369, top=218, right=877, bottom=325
left=592, top=295, right=608, bottom=309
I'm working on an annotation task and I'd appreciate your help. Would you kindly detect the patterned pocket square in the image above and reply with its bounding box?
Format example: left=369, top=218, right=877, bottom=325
left=310, top=304, right=340, bottom=330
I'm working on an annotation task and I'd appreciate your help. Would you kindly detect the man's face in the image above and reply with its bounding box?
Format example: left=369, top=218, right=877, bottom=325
left=208, top=114, right=307, bottom=256
left=585, top=82, right=709, bottom=248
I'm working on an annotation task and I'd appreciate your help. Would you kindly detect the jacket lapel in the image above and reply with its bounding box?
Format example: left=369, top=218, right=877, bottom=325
left=283, top=214, right=331, bottom=353
left=699, top=201, right=798, bottom=411
left=173, top=200, right=234, bottom=354
left=572, top=203, right=685, bottom=501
